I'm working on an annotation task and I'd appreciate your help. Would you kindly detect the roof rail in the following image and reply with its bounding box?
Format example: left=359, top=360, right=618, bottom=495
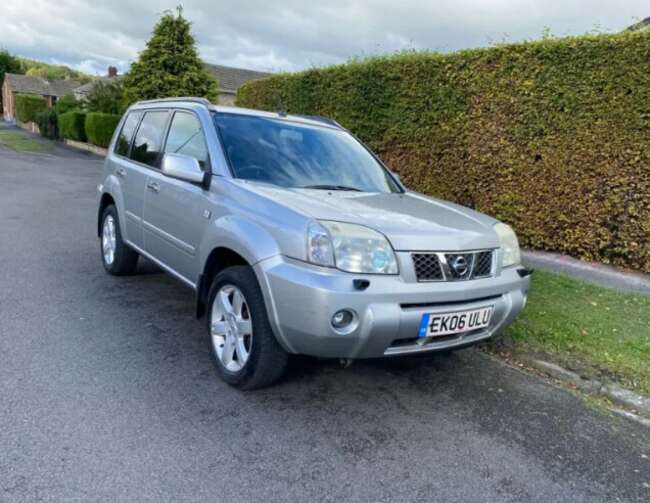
left=296, top=115, right=342, bottom=128
left=136, top=97, right=213, bottom=106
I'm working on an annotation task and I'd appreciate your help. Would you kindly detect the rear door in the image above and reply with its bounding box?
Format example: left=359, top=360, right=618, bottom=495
left=142, top=110, right=212, bottom=285
left=111, top=111, right=145, bottom=247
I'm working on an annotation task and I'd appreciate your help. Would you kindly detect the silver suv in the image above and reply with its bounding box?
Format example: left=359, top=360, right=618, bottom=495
left=97, top=97, right=530, bottom=389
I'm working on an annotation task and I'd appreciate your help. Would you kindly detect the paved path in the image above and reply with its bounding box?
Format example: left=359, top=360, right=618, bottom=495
left=0, top=140, right=648, bottom=502
left=523, top=250, right=650, bottom=294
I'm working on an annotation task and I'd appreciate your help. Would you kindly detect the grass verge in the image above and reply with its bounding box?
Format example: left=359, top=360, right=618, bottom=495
left=489, top=270, right=650, bottom=395
left=0, top=130, right=50, bottom=152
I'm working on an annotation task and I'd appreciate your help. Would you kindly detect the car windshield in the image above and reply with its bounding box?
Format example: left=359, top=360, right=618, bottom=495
left=213, top=113, right=401, bottom=193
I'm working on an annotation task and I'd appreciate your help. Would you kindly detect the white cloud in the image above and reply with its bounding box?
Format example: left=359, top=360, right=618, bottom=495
left=0, top=0, right=647, bottom=75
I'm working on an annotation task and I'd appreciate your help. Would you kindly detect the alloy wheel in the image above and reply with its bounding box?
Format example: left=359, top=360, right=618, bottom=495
left=211, top=284, right=253, bottom=372
left=102, top=215, right=117, bottom=265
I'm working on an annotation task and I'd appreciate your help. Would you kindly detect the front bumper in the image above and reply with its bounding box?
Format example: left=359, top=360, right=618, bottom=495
left=254, top=254, right=530, bottom=359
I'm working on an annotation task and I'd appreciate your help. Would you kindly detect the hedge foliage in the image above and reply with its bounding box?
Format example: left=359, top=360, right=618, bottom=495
left=15, top=94, right=47, bottom=123
left=237, top=32, right=650, bottom=273
left=55, top=94, right=81, bottom=115
left=34, top=108, right=57, bottom=139
left=85, top=113, right=120, bottom=147
left=58, top=111, right=87, bottom=142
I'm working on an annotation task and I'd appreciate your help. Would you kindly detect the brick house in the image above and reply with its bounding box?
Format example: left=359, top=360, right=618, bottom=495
left=2, top=73, right=81, bottom=123
left=205, top=64, right=271, bottom=106
left=2, top=63, right=270, bottom=123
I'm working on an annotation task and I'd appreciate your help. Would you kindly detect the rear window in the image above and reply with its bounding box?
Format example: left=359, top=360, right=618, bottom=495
left=114, top=112, right=141, bottom=157
left=130, top=111, right=169, bottom=167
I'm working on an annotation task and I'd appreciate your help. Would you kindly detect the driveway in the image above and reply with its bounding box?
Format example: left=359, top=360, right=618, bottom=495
left=0, top=130, right=648, bottom=502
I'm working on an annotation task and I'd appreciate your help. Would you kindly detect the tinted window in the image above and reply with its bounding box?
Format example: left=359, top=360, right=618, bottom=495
left=130, top=111, right=169, bottom=167
left=164, top=112, right=208, bottom=168
left=214, top=114, right=400, bottom=193
left=115, top=112, right=141, bottom=156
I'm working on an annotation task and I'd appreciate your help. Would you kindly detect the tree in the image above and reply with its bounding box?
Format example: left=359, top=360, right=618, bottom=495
left=121, top=7, right=219, bottom=106
left=55, top=94, right=81, bottom=115
left=86, top=80, right=124, bottom=115
left=0, top=49, right=22, bottom=110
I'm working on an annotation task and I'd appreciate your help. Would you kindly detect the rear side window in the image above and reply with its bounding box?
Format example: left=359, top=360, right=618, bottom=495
left=130, top=111, right=169, bottom=167
left=115, top=112, right=141, bottom=157
left=164, top=112, right=209, bottom=169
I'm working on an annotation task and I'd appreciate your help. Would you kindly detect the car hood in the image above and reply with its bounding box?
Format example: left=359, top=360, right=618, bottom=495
left=240, top=182, right=500, bottom=251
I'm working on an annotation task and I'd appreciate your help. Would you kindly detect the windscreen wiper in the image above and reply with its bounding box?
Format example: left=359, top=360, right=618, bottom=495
left=299, top=184, right=362, bottom=192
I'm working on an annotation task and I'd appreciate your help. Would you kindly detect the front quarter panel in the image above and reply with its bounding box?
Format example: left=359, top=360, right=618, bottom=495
left=198, top=214, right=283, bottom=268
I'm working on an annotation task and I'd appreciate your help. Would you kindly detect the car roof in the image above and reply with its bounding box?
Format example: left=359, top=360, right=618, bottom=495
left=130, top=98, right=342, bottom=130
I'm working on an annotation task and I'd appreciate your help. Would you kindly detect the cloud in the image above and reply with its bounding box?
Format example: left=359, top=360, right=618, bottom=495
left=1, top=0, right=647, bottom=75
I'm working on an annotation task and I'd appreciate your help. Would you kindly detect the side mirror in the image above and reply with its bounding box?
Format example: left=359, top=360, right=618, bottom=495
left=161, top=153, right=206, bottom=185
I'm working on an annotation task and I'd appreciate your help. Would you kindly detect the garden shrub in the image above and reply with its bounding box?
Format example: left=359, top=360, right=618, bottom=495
left=58, top=111, right=87, bottom=142
left=34, top=108, right=58, bottom=139
left=86, top=81, right=124, bottom=115
left=15, top=94, right=47, bottom=123
left=237, top=32, right=650, bottom=273
left=55, top=94, right=81, bottom=115
left=85, top=112, right=120, bottom=147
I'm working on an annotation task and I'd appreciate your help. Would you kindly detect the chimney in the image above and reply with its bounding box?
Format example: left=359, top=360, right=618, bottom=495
left=107, top=66, right=118, bottom=78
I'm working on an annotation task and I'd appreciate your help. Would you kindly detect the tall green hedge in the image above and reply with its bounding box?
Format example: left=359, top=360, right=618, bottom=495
left=15, top=94, right=47, bottom=123
left=237, top=32, right=650, bottom=273
left=34, top=108, right=57, bottom=139
left=58, top=111, right=87, bottom=142
left=85, top=113, right=120, bottom=148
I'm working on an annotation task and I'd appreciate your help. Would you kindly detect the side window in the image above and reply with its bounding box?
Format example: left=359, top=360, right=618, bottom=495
left=130, top=111, right=169, bottom=167
left=164, top=112, right=209, bottom=169
left=115, top=112, right=142, bottom=157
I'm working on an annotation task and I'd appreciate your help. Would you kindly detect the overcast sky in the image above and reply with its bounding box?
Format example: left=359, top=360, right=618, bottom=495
left=1, top=1, right=648, bottom=76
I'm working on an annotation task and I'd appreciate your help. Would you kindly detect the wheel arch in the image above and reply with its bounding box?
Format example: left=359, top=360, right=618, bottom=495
left=97, top=193, right=116, bottom=237
left=196, top=247, right=251, bottom=319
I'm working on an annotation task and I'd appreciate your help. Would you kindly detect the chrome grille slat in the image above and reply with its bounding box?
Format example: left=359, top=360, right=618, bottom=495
left=411, top=253, right=444, bottom=281
left=412, top=250, right=494, bottom=282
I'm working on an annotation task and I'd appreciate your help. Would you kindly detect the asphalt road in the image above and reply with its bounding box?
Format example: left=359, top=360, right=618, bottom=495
left=0, top=130, right=648, bottom=502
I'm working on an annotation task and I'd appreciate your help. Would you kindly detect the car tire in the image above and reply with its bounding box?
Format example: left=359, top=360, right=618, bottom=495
left=100, top=205, right=139, bottom=275
left=206, top=265, right=289, bottom=390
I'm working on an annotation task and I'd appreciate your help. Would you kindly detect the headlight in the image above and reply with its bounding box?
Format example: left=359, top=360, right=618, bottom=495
left=494, top=223, right=520, bottom=267
left=307, top=221, right=399, bottom=274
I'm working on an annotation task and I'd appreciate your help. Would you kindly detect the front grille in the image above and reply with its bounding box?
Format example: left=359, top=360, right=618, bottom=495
left=444, top=253, right=475, bottom=280
left=412, top=250, right=494, bottom=282
left=473, top=251, right=493, bottom=278
left=412, top=253, right=444, bottom=281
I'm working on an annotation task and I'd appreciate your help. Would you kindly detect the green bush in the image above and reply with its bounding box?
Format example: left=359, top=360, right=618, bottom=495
left=86, top=81, right=124, bottom=115
left=85, top=113, right=120, bottom=147
left=237, top=32, right=650, bottom=273
left=34, top=108, right=58, bottom=139
left=15, top=94, right=47, bottom=123
left=58, top=111, right=87, bottom=142
left=55, top=94, right=80, bottom=115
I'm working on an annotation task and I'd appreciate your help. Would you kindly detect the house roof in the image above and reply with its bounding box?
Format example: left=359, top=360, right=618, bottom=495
left=205, top=64, right=272, bottom=94
left=74, top=76, right=122, bottom=96
left=4, top=73, right=81, bottom=97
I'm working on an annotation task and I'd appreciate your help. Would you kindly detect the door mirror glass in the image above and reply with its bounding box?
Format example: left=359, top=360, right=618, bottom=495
left=161, top=153, right=205, bottom=184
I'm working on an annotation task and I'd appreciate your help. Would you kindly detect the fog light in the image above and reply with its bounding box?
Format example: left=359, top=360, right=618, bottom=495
left=331, top=309, right=354, bottom=330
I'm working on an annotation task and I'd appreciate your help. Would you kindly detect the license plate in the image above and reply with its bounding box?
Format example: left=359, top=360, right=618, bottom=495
left=418, top=305, right=494, bottom=338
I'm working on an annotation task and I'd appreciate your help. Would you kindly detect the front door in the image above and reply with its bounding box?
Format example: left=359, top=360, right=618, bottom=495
left=142, top=111, right=212, bottom=285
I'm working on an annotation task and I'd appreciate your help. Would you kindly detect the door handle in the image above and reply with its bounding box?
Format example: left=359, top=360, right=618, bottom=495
left=116, top=167, right=126, bottom=178
left=147, top=181, right=160, bottom=193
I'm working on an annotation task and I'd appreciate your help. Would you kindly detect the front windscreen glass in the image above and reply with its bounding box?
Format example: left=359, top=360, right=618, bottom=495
left=213, top=113, right=400, bottom=193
